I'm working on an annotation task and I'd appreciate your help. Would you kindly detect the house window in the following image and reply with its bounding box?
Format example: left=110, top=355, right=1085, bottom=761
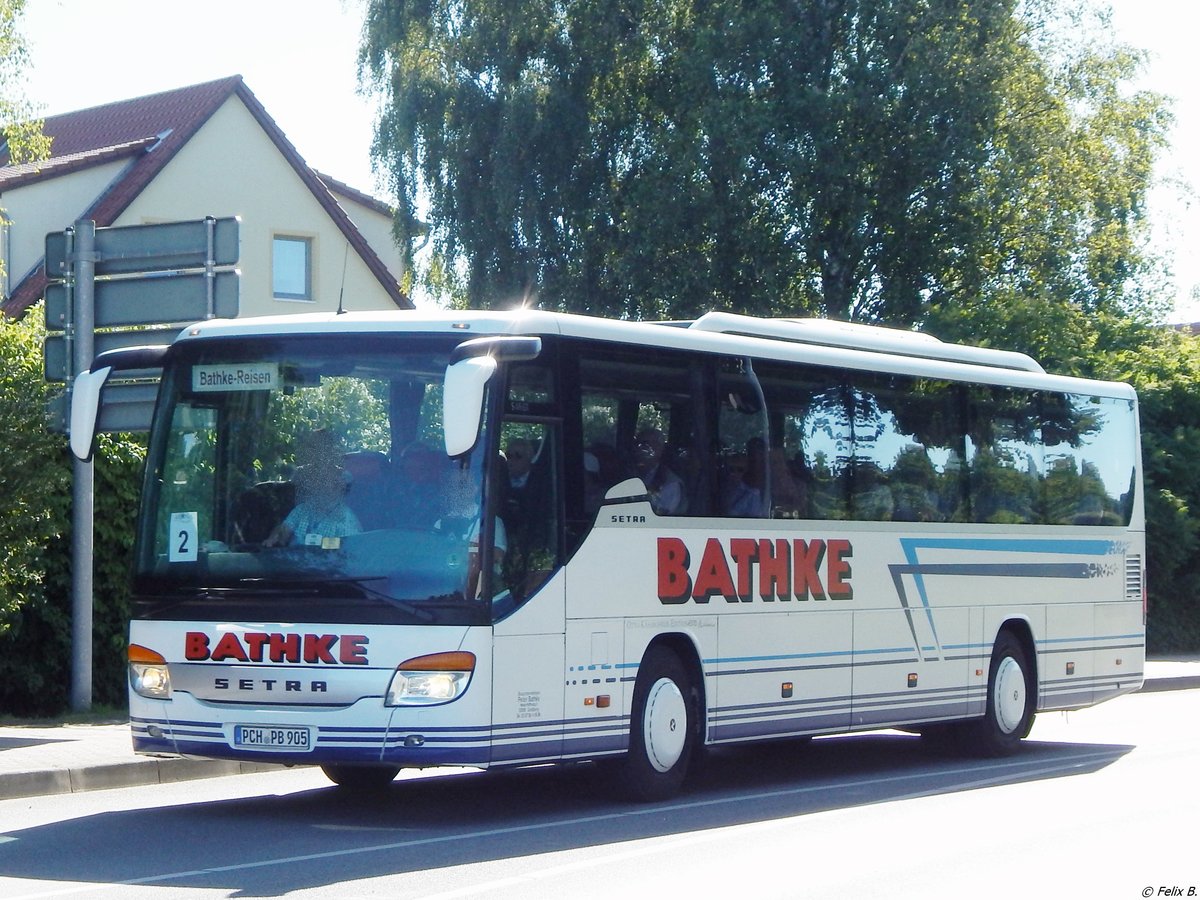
left=273, top=235, right=313, bottom=300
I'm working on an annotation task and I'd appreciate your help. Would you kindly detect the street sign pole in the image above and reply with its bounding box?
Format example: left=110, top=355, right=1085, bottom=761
left=206, top=215, right=217, bottom=318
left=71, top=220, right=96, bottom=712
left=42, top=215, right=240, bottom=711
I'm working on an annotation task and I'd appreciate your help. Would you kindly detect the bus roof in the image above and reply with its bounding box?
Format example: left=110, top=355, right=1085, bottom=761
left=170, top=308, right=1134, bottom=400
left=685, top=312, right=1044, bottom=373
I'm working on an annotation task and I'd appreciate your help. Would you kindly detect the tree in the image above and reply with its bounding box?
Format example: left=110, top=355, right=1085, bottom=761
left=1, top=0, right=52, bottom=644
left=0, top=314, right=68, bottom=643
left=1092, top=322, right=1200, bottom=653
left=926, top=5, right=1171, bottom=369
left=0, top=313, right=145, bottom=715
left=359, top=0, right=1167, bottom=327
left=1, top=0, right=51, bottom=166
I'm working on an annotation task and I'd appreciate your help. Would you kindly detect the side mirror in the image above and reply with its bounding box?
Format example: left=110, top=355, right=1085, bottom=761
left=443, top=356, right=498, bottom=457
left=70, top=367, right=112, bottom=461
left=68, top=344, right=171, bottom=461
left=443, top=336, right=542, bottom=457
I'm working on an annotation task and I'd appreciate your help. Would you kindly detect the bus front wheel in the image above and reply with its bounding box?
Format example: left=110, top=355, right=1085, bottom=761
left=321, top=763, right=401, bottom=789
left=965, top=630, right=1036, bottom=756
left=617, top=646, right=700, bottom=802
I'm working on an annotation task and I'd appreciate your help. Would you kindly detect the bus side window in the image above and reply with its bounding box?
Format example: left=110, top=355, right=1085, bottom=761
left=967, top=386, right=1042, bottom=525
left=716, top=358, right=769, bottom=518
left=498, top=421, right=561, bottom=607
left=577, top=347, right=701, bottom=518
left=1043, top=394, right=1135, bottom=527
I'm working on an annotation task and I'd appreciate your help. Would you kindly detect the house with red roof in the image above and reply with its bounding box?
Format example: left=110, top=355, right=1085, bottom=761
left=0, top=75, right=412, bottom=319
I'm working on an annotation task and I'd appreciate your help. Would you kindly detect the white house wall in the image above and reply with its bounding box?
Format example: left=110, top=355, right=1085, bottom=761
left=117, top=97, right=401, bottom=317
left=2, top=159, right=130, bottom=293
left=335, top=192, right=405, bottom=289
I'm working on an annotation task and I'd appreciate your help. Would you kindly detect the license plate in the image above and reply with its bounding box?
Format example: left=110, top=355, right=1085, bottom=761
left=233, top=724, right=311, bottom=751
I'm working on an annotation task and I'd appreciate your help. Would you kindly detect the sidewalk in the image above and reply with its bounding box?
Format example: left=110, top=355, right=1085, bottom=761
left=2, top=658, right=1197, bottom=801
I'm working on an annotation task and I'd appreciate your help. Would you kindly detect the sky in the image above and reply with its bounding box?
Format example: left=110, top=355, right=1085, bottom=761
left=19, top=0, right=383, bottom=195
left=15, top=0, right=1200, bottom=321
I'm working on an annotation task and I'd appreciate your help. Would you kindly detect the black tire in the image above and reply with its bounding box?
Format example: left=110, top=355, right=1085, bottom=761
left=961, top=630, right=1036, bottom=757
left=320, top=763, right=401, bottom=789
left=615, top=646, right=701, bottom=802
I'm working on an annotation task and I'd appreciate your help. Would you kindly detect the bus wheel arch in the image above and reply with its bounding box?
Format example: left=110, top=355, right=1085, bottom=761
left=617, top=636, right=705, bottom=801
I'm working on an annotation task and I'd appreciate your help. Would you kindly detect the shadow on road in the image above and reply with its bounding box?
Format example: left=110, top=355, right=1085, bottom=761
left=0, top=736, right=72, bottom=752
left=0, top=732, right=1132, bottom=895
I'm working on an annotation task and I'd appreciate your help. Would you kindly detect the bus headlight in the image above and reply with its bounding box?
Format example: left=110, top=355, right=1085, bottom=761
left=128, top=644, right=171, bottom=699
left=386, top=651, right=475, bottom=706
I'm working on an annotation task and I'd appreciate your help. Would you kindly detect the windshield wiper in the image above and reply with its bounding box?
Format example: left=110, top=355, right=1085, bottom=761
left=314, top=578, right=439, bottom=623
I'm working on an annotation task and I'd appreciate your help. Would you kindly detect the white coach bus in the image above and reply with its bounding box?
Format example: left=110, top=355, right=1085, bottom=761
left=71, top=310, right=1146, bottom=800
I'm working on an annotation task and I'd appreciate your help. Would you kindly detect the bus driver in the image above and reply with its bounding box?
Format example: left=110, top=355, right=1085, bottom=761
left=263, top=430, right=362, bottom=547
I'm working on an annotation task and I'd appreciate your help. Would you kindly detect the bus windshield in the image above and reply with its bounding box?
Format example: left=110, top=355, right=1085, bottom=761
left=134, top=333, right=492, bottom=625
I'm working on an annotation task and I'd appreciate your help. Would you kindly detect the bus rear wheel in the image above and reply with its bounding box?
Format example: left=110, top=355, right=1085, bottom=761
left=615, top=646, right=700, bottom=802
left=964, top=630, right=1036, bottom=756
left=320, top=763, right=401, bottom=789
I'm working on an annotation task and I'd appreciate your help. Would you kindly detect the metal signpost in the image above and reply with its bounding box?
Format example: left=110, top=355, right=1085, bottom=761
left=43, top=216, right=240, bottom=710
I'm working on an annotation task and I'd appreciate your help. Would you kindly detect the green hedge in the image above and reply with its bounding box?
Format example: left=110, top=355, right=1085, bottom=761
left=0, top=313, right=144, bottom=716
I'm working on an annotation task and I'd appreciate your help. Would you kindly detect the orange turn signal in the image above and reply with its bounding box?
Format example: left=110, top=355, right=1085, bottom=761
left=128, top=644, right=166, bottom=665
left=397, top=651, right=476, bottom=672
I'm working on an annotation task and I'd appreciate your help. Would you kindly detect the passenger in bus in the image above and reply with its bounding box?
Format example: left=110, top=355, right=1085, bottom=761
left=465, top=514, right=508, bottom=600
left=450, top=460, right=508, bottom=601
left=722, top=442, right=768, bottom=517
left=633, top=428, right=686, bottom=515
left=342, top=450, right=391, bottom=530
left=583, top=442, right=624, bottom=513
left=769, top=446, right=807, bottom=518
left=505, top=438, right=535, bottom=491
left=501, top=437, right=542, bottom=532
left=263, top=429, right=362, bottom=547
left=501, top=437, right=553, bottom=588
left=392, top=442, right=446, bottom=529
left=584, top=442, right=620, bottom=513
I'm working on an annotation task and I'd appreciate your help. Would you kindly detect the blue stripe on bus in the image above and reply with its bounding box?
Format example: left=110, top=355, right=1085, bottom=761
left=899, top=538, right=1121, bottom=558
left=896, top=536, right=1126, bottom=654
left=702, top=632, right=1139, bottom=671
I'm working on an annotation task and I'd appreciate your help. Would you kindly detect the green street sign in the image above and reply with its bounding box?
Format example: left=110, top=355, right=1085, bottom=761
left=44, top=270, right=239, bottom=331
left=44, top=216, right=239, bottom=280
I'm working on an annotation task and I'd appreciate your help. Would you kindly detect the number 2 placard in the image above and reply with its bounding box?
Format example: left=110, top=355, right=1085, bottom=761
left=169, top=512, right=199, bottom=563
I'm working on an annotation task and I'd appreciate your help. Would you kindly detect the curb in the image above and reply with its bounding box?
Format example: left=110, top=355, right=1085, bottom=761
left=0, top=757, right=286, bottom=802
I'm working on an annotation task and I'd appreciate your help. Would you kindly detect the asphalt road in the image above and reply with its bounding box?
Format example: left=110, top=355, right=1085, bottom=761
left=1, top=688, right=1196, bottom=899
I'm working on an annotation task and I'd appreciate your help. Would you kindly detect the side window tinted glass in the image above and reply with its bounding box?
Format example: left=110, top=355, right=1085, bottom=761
left=577, top=346, right=699, bottom=516
left=494, top=420, right=560, bottom=615
left=1044, top=394, right=1136, bottom=526
left=967, top=386, right=1042, bottom=524
left=716, top=358, right=770, bottom=518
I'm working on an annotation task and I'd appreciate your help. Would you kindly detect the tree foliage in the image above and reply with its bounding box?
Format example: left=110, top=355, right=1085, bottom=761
left=0, top=313, right=68, bottom=640
left=0, top=313, right=146, bottom=716
left=1093, top=323, right=1200, bottom=653
left=0, top=0, right=50, bottom=165
left=360, top=0, right=1167, bottom=325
